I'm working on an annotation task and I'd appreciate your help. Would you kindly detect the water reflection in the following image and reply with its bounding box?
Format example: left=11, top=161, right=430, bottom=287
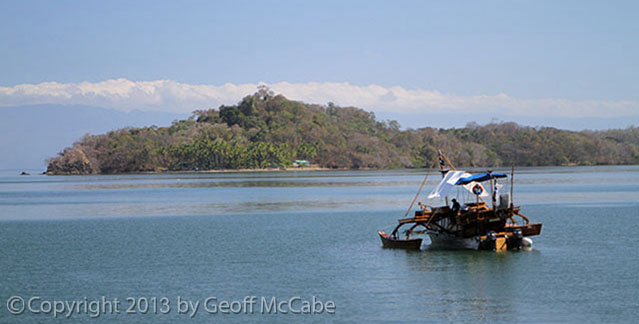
left=1, top=166, right=639, bottom=222
left=398, top=250, right=525, bottom=322
left=71, top=179, right=420, bottom=190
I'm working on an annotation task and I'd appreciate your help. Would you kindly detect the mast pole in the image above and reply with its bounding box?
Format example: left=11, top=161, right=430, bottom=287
left=489, top=172, right=495, bottom=210
left=438, top=151, right=450, bottom=206
left=510, top=164, right=515, bottom=209
left=404, top=158, right=436, bottom=217
left=441, top=152, right=456, bottom=171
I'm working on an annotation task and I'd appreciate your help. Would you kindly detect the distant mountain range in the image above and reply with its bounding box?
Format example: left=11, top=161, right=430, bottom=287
left=0, top=105, right=187, bottom=170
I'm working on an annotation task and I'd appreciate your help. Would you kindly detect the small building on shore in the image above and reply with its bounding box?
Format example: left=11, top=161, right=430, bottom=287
left=293, top=160, right=310, bottom=168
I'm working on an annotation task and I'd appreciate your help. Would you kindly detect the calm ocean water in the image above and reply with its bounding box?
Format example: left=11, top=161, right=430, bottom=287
left=1, top=166, right=638, bottom=323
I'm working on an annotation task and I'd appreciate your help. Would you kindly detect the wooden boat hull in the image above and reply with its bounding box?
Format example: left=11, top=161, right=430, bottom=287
left=506, top=223, right=542, bottom=236
left=378, top=230, right=423, bottom=250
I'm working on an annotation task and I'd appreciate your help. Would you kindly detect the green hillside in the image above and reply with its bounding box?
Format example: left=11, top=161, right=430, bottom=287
left=46, top=89, right=639, bottom=174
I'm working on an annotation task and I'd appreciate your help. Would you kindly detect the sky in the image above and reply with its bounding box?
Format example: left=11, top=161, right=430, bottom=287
left=1, top=0, right=638, bottom=130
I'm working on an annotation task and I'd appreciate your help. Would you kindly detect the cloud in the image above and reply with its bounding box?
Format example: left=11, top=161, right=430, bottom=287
left=0, top=78, right=637, bottom=118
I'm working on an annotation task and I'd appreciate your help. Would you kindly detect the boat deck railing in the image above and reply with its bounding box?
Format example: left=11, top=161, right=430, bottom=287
left=398, top=205, right=522, bottom=225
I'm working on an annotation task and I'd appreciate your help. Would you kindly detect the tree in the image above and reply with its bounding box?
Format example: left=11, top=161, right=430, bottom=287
left=219, top=105, right=243, bottom=126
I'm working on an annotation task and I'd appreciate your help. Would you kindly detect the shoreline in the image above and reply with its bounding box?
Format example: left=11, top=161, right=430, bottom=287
left=45, top=166, right=342, bottom=176
left=40, top=164, right=639, bottom=176
left=158, top=166, right=337, bottom=174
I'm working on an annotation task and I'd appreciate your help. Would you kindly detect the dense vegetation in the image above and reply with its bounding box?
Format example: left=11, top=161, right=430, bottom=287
left=47, top=88, right=639, bottom=174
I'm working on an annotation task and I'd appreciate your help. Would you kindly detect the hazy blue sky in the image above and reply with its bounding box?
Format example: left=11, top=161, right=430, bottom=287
left=0, top=0, right=638, bottom=129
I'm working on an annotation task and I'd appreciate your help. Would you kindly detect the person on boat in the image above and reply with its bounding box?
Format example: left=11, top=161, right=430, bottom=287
left=451, top=198, right=461, bottom=214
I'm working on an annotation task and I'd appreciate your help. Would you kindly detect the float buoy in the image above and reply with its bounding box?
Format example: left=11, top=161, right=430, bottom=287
left=472, top=184, right=483, bottom=195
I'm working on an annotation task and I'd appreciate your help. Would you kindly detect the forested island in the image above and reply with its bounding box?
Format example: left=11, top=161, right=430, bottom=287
left=46, top=88, right=639, bottom=175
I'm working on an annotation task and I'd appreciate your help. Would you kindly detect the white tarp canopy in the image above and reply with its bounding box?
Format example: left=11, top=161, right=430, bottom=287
left=427, top=170, right=489, bottom=199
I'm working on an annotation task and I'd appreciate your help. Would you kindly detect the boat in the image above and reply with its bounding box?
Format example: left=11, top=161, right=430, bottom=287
left=378, top=229, right=423, bottom=249
left=378, top=151, right=542, bottom=251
